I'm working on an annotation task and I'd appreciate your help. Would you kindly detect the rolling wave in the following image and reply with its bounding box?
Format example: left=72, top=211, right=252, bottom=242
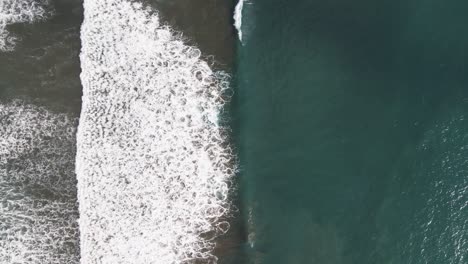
left=234, top=0, right=245, bottom=43
left=77, top=0, right=236, bottom=263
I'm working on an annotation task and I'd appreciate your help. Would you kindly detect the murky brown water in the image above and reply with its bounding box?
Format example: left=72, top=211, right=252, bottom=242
left=1, top=0, right=245, bottom=263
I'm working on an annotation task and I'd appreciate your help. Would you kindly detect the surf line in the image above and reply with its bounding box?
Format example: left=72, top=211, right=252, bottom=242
left=77, top=0, right=236, bottom=263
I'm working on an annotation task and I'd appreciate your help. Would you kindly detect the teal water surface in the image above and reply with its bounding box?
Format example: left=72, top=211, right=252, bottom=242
left=235, top=0, right=468, bottom=263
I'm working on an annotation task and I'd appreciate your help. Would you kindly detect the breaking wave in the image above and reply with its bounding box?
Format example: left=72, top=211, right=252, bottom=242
left=77, top=0, right=236, bottom=263
left=0, top=0, right=52, bottom=51
left=0, top=101, right=79, bottom=264
left=234, top=0, right=245, bottom=43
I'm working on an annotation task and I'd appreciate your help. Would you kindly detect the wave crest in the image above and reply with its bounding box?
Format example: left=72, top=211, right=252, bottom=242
left=234, top=0, right=245, bottom=42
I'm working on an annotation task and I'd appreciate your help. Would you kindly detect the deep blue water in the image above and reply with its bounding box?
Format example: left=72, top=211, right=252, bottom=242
left=235, top=0, right=468, bottom=263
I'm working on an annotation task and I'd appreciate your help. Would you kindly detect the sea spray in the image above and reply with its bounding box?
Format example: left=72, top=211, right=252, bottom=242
left=0, top=0, right=51, bottom=51
left=0, top=101, right=79, bottom=264
left=77, top=0, right=236, bottom=263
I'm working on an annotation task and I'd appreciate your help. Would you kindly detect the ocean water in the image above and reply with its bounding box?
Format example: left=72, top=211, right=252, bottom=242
left=236, top=0, right=468, bottom=263
left=0, top=0, right=82, bottom=263
left=1, top=0, right=240, bottom=263
left=1, top=0, right=467, bottom=263
left=148, top=0, right=236, bottom=70
left=0, top=0, right=83, bottom=114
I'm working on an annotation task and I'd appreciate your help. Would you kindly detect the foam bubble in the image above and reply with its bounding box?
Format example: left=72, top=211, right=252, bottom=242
left=0, top=101, right=79, bottom=264
left=0, top=0, right=51, bottom=51
left=77, top=0, right=236, bottom=263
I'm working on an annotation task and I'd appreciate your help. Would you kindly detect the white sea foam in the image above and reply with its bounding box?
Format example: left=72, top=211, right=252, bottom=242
left=0, top=101, right=79, bottom=264
left=0, top=0, right=51, bottom=51
left=77, top=0, right=236, bottom=263
left=234, top=0, right=245, bottom=43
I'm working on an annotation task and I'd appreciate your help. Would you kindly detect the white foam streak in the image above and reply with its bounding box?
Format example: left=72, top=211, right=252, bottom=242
left=234, top=0, right=245, bottom=43
left=78, top=0, right=236, bottom=263
left=0, top=101, right=79, bottom=264
left=0, top=0, right=51, bottom=51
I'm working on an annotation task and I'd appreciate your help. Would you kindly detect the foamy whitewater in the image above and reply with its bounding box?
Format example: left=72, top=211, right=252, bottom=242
left=0, top=101, right=79, bottom=263
left=77, top=0, right=236, bottom=263
left=0, top=0, right=51, bottom=51
left=234, top=0, right=244, bottom=42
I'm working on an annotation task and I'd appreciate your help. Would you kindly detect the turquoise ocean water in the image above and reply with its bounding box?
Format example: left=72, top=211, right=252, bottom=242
left=235, top=0, right=467, bottom=263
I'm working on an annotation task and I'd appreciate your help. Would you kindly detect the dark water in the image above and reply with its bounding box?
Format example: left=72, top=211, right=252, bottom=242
left=0, top=0, right=83, bottom=113
left=148, top=0, right=237, bottom=70
left=1, top=0, right=243, bottom=262
left=235, top=0, right=468, bottom=263
left=0, top=1, right=83, bottom=262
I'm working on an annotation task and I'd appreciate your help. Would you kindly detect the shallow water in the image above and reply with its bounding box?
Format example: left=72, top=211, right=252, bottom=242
left=147, top=0, right=236, bottom=70
left=0, top=0, right=83, bottom=113
left=0, top=1, right=82, bottom=262
left=0, top=0, right=240, bottom=262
